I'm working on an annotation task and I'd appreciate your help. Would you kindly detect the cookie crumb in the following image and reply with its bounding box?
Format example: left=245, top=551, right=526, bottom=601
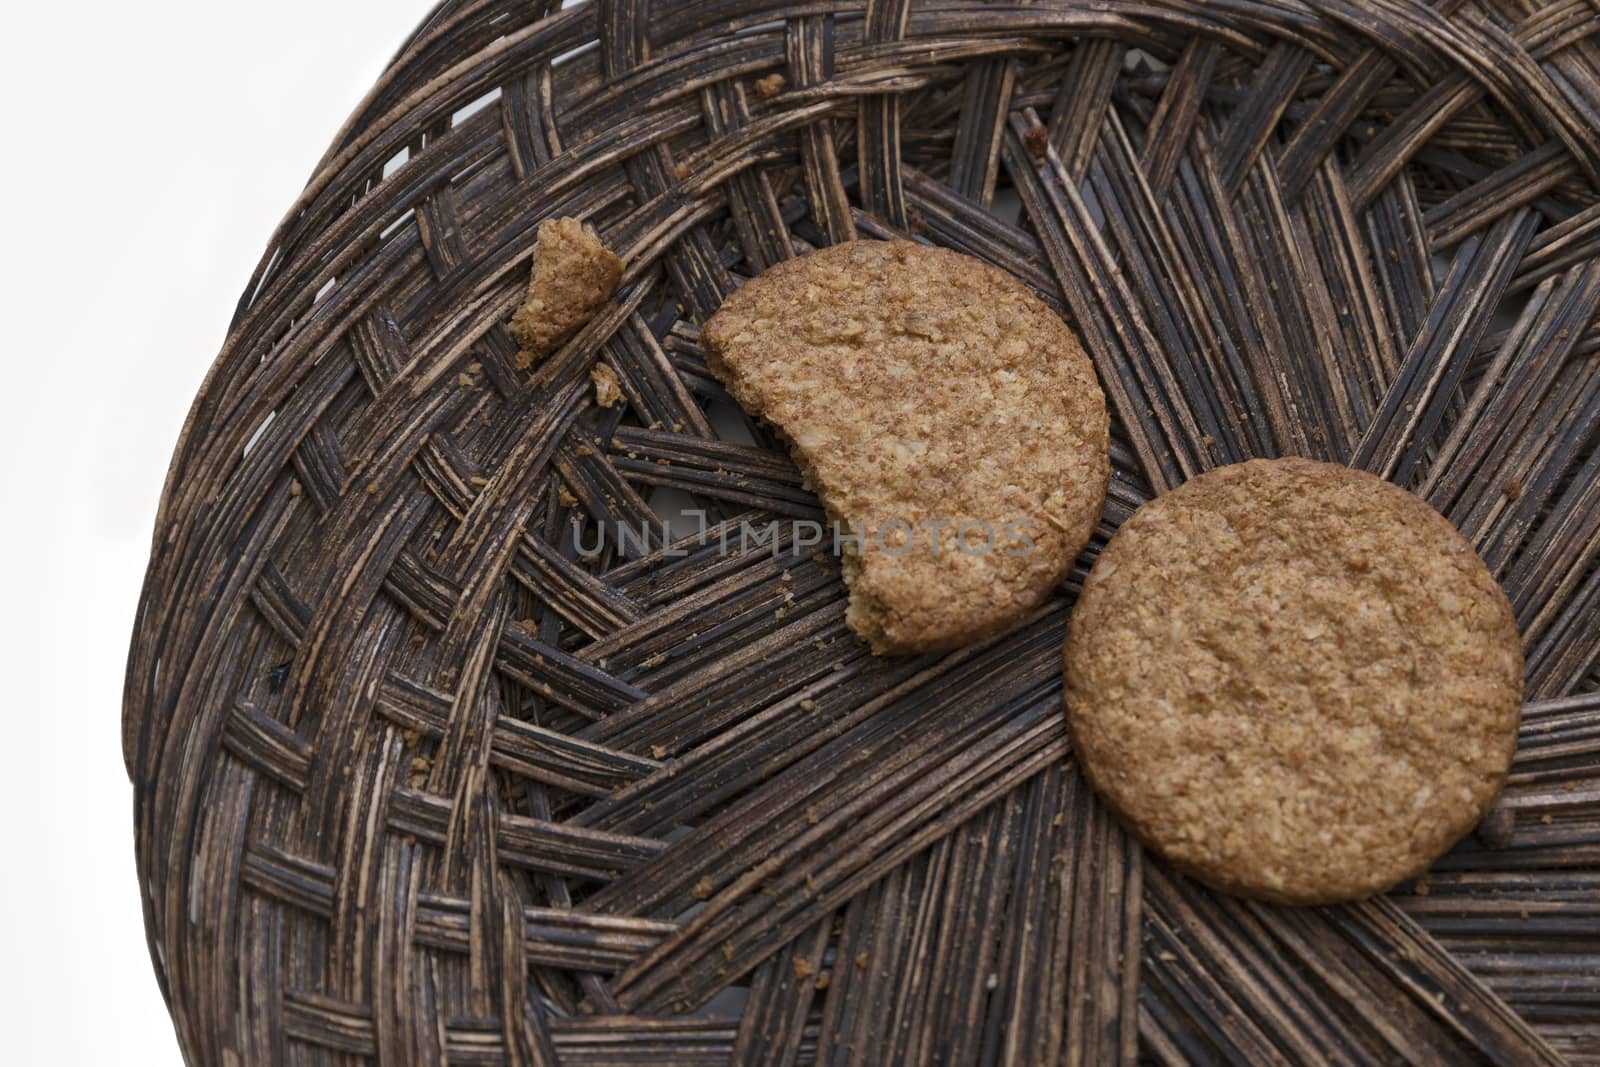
left=692, top=876, right=714, bottom=900
left=591, top=363, right=624, bottom=408
left=754, top=73, right=787, bottom=99
left=1022, top=124, right=1050, bottom=159
left=509, top=217, right=623, bottom=365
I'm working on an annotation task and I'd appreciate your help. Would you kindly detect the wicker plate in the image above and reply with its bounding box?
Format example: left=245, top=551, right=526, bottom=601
left=125, top=1, right=1600, bottom=1063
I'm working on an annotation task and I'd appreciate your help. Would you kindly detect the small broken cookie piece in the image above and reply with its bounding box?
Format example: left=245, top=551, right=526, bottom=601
left=1065, top=457, right=1524, bottom=904
left=509, top=217, right=623, bottom=364
left=701, top=240, right=1110, bottom=655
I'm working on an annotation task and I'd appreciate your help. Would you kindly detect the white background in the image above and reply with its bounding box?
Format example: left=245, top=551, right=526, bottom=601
left=2, top=2, right=437, bottom=1061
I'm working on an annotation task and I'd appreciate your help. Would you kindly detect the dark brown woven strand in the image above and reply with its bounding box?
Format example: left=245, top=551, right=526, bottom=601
left=124, top=1, right=1600, bottom=1063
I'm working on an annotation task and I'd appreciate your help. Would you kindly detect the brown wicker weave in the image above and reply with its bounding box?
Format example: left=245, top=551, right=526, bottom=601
left=124, top=1, right=1600, bottom=1063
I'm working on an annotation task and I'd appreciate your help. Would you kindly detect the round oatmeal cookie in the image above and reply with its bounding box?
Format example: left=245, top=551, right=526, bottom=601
left=1064, top=457, right=1522, bottom=903
left=702, top=240, right=1109, bottom=655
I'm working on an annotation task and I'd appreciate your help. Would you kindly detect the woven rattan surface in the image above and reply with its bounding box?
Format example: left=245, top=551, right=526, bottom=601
left=124, top=1, right=1600, bottom=1063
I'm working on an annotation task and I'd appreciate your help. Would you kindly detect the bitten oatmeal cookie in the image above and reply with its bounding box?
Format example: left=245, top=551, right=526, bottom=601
left=701, top=240, right=1109, bottom=654
left=1065, top=457, right=1523, bottom=904
left=509, top=217, right=623, bottom=365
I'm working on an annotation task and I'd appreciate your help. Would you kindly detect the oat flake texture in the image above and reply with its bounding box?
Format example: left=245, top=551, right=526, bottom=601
left=1065, top=457, right=1523, bottom=904
left=701, top=240, right=1109, bottom=654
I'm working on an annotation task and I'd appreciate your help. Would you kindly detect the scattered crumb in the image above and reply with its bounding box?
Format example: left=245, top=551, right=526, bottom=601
left=800, top=698, right=816, bottom=712
left=854, top=952, right=870, bottom=969
left=722, top=941, right=735, bottom=962
left=693, top=876, right=714, bottom=900
left=650, top=744, right=669, bottom=760
left=754, top=73, right=787, bottom=99
left=673, top=160, right=691, bottom=181
left=1022, top=124, right=1050, bottom=160
left=805, top=805, right=820, bottom=825
left=558, top=486, right=579, bottom=508
left=815, top=972, right=830, bottom=991
left=1503, top=479, right=1522, bottom=501
left=509, top=217, right=623, bottom=365
left=408, top=753, right=433, bottom=787
left=1412, top=877, right=1430, bottom=897
left=591, top=362, right=624, bottom=408
left=792, top=957, right=815, bottom=980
